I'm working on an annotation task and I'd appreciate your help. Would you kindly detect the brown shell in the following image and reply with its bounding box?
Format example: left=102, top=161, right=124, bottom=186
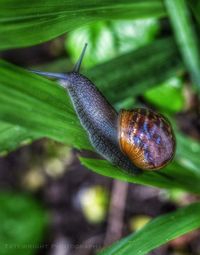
left=118, top=108, right=176, bottom=170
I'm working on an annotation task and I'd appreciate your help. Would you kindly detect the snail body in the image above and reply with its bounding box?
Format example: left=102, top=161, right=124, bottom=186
left=60, top=72, right=138, bottom=172
left=31, top=44, right=176, bottom=173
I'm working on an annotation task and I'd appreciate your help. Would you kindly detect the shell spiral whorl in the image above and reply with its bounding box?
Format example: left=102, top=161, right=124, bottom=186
left=119, top=108, right=176, bottom=170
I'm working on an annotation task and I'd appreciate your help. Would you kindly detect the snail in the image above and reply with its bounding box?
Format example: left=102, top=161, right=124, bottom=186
left=31, top=44, right=176, bottom=173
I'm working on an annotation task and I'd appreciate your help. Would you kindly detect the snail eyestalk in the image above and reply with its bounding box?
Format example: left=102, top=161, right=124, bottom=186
left=73, top=43, right=88, bottom=73
left=30, top=70, right=67, bottom=80
left=30, top=43, right=87, bottom=78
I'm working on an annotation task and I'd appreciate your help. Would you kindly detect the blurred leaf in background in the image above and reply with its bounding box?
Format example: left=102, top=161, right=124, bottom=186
left=66, top=19, right=159, bottom=68
left=144, top=76, right=185, bottom=113
left=165, top=0, right=200, bottom=90
left=0, top=192, right=47, bottom=255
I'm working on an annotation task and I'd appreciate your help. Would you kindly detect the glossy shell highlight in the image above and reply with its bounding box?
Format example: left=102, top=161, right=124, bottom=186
left=118, top=108, right=176, bottom=170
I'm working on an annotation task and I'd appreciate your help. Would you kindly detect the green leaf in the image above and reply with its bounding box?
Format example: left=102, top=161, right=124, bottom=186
left=176, top=132, right=200, bottom=174
left=165, top=0, right=200, bottom=90
left=0, top=192, right=47, bottom=255
left=189, top=0, right=200, bottom=25
left=67, top=19, right=159, bottom=68
left=0, top=0, right=166, bottom=50
left=0, top=59, right=91, bottom=151
left=85, top=37, right=183, bottom=103
left=81, top=158, right=200, bottom=194
left=144, top=77, right=185, bottom=113
left=98, top=202, right=200, bottom=255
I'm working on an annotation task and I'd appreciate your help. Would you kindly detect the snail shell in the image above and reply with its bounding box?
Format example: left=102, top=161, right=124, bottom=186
left=119, top=108, right=176, bottom=170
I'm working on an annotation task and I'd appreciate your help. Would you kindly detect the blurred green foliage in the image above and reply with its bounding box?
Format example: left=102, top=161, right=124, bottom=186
left=79, top=186, right=109, bottom=224
left=0, top=193, right=47, bottom=255
left=144, top=77, right=185, bottom=113
left=165, top=0, right=200, bottom=90
left=67, top=19, right=159, bottom=68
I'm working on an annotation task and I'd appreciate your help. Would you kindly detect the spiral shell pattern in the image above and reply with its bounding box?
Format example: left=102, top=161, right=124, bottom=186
left=119, top=108, right=176, bottom=170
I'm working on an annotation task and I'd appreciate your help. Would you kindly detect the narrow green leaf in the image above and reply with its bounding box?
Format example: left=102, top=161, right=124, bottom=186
left=144, top=77, right=184, bottom=113
left=165, top=0, right=200, bottom=90
left=189, top=0, right=200, bottom=25
left=176, top=132, right=200, bottom=174
left=86, top=37, right=183, bottom=103
left=80, top=158, right=200, bottom=194
left=98, top=203, right=200, bottom=255
left=0, top=0, right=166, bottom=50
left=0, top=60, right=92, bottom=150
